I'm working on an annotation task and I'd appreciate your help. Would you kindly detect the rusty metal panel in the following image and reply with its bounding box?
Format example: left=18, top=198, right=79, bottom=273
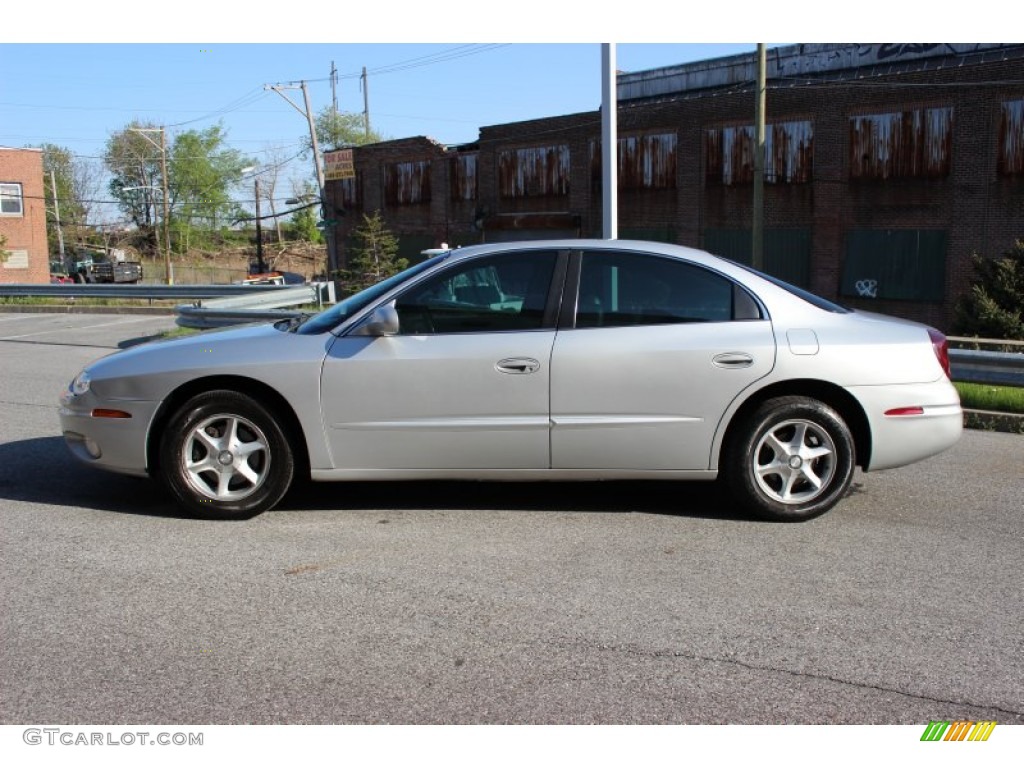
left=998, top=99, right=1024, bottom=176
left=450, top=153, right=478, bottom=201
left=385, top=160, right=431, bottom=206
left=619, top=133, right=677, bottom=189
left=590, top=133, right=677, bottom=190
left=706, top=121, right=812, bottom=185
left=498, top=145, right=570, bottom=198
left=849, top=107, right=952, bottom=180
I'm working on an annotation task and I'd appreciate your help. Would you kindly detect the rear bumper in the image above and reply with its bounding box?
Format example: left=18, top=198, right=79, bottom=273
left=847, top=379, right=963, bottom=471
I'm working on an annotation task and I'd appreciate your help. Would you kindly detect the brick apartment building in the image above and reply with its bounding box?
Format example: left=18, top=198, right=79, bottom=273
left=324, top=43, right=1024, bottom=329
left=0, top=146, right=49, bottom=285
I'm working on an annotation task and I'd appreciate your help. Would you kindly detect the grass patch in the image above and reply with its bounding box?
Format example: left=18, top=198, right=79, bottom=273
left=157, top=326, right=201, bottom=339
left=954, top=382, right=1024, bottom=415
left=0, top=296, right=178, bottom=308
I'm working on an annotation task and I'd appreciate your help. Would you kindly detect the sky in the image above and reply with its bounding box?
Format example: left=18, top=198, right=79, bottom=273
left=2, top=41, right=768, bottom=223
left=1, top=2, right=994, bottom=224
left=2, top=2, right=999, bottom=225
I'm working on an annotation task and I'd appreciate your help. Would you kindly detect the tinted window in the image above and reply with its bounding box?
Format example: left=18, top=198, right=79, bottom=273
left=297, top=254, right=448, bottom=335
left=576, top=251, right=740, bottom=328
left=396, top=251, right=558, bottom=334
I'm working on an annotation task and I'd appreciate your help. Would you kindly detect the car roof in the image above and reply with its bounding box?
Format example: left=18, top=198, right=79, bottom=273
left=441, top=239, right=753, bottom=282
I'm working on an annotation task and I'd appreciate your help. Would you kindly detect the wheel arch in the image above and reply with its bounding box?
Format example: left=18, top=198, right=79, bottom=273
left=146, top=375, right=311, bottom=480
left=715, top=379, right=872, bottom=472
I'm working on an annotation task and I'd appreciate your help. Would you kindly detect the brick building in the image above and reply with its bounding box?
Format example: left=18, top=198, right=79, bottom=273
left=325, top=43, right=1024, bottom=329
left=0, top=147, right=49, bottom=285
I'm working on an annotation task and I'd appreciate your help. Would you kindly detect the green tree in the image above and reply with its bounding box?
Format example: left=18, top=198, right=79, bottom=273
left=167, top=124, right=251, bottom=252
left=104, top=121, right=163, bottom=229
left=953, top=240, right=1024, bottom=340
left=307, top=107, right=385, bottom=152
left=342, top=211, right=405, bottom=292
left=286, top=179, right=322, bottom=244
left=39, top=144, right=100, bottom=255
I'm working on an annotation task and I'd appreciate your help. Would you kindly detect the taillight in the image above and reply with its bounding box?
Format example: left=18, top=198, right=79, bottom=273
left=928, top=327, right=951, bottom=379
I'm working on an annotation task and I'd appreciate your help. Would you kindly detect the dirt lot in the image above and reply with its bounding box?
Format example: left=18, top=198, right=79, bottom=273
left=139, top=243, right=327, bottom=285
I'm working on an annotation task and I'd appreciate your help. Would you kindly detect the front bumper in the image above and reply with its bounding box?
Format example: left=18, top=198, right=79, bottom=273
left=59, top=390, right=160, bottom=478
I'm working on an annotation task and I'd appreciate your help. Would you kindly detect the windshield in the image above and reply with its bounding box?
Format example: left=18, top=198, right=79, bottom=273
left=296, top=254, right=449, bottom=335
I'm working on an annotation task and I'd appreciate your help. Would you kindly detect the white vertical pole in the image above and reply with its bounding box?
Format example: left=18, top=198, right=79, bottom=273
left=601, top=43, right=618, bottom=240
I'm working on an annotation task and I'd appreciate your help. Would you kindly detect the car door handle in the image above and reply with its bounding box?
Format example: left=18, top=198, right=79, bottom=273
left=712, top=352, right=754, bottom=369
left=496, top=357, right=541, bottom=374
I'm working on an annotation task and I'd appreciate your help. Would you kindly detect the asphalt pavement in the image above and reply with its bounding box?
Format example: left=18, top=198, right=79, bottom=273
left=1, top=312, right=1021, bottom=725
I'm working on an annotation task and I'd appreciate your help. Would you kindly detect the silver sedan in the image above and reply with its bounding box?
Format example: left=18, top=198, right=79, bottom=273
left=59, top=240, right=962, bottom=521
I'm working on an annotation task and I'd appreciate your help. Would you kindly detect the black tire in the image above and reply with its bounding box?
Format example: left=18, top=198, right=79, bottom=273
left=724, top=396, right=855, bottom=522
left=158, top=390, right=294, bottom=519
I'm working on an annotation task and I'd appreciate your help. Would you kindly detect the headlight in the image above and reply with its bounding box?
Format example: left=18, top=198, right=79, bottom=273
left=70, top=370, right=91, bottom=396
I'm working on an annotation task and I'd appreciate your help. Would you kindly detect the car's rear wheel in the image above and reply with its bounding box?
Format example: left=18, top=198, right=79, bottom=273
left=159, top=390, right=294, bottom=519
left=725, top=396, right=854, bottom=522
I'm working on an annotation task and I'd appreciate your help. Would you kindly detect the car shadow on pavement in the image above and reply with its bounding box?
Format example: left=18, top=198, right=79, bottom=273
left=0, top=436, right=762, bottom=522
left=0, top=436, right=191, bottom=519
left=280, top=477, right=760, bottom=522
left=117, top=333, right=167, bottom=349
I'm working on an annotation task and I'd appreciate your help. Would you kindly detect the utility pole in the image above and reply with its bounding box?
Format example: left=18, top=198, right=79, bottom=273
left=361, top=67, right=371, bottom=141
left=254, top=177, right=265, bottom=274
left=331, top=61, right=338, bottom=114
left=49, top=169, right=66, bottom=265
left=129, top=126, right=173, bottom=284
left=159, top=127, right=172, bottom=283
left=601, top=43, right=618, bottom=240
left=266, top=81, right=335, bottom=279
left=752, top=43, right=767, bottom=271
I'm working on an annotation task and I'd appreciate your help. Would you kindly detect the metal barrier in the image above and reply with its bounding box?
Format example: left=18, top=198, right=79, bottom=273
left=0, top=283, right=301, bottom=300
left=174, top=283, right=336, bottom=329
left=948, top=336, right=1024, bottom=386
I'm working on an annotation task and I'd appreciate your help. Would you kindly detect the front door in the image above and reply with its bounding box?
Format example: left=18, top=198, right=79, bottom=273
left=320, top=249, right=562, bottom=471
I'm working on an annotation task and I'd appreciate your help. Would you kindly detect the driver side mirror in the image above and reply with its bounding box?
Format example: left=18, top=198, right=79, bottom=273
left=352, top=303, right=399, bottom=337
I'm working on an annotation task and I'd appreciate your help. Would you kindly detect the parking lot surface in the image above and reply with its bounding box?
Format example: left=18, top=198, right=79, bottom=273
left=1, top=312, right=1022, bottom=724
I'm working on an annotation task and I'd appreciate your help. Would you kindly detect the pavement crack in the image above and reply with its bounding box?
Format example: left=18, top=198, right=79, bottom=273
left=561, top=639, right=1024, bottom=719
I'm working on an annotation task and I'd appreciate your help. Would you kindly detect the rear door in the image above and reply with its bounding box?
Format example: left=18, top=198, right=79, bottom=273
left=550, top=249, right=776, bottom=470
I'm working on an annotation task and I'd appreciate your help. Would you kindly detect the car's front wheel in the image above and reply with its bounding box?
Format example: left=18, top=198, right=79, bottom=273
left=725, top=396, right=855, bottom=522
left=159, top=390, right=294, bottom=519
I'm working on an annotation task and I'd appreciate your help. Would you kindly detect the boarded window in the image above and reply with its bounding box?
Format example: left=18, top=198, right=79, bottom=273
left=450, top=153, right=478, bottom=201
left=385, top=161, right=431, bottom=206
left=591, top=133, right=678, bottom=190
left=849, top=108, right=953, bottom=180
left=498, top=146, right=569, bottom=198
left=337, top=175, right=359, bottom=209
left=841, top=230, right=947, bottom=301
left=705, top=121, right=813, bottom=185
left=998, top=99, right=1024, bottom=176
left=703, top=228, right=812, bottom=288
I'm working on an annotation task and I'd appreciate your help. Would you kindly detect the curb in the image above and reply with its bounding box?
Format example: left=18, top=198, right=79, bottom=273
left=963, top=409, right=1024, bottom=435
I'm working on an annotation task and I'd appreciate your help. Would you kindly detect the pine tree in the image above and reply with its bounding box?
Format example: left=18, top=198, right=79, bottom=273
left=953, top=240, right=1024, bottom=340
left=342, top=211, right=406, bottom=293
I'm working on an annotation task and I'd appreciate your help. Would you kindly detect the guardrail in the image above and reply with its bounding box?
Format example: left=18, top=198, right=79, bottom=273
left=948, top=336, right=1024, bottom=386
left=175, top=285, right=329, bottom=329
left=0, top=283, right=302, bottom=300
